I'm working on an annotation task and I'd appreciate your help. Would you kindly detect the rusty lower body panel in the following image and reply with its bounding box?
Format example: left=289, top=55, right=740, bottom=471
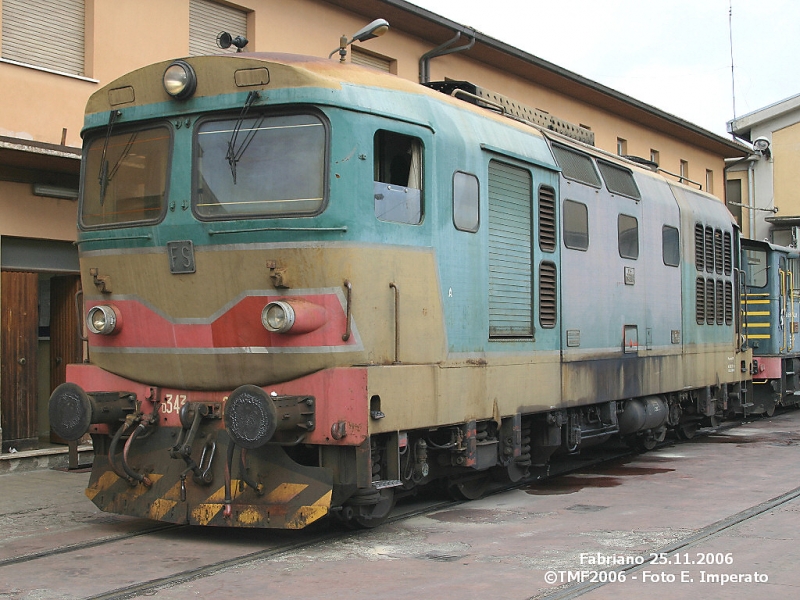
left=86, top=428, right=333, bottom=529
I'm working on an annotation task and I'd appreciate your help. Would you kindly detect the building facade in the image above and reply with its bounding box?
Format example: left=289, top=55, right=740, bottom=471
left=727, top=94, right=800, bottom=244
left=0, top=0, right=747, bottom=452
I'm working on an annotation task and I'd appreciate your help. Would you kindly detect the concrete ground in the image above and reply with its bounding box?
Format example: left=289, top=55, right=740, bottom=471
left=2, top=412, right=800, bottom=599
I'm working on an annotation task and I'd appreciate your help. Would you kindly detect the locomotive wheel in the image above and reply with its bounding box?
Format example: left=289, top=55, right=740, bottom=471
left=349, top=488, right=395, bottom=529
left=448, top=473, right=491, bottom=501
left=676, top=421, right=698, bottom=440
left=764, top=401, right=776, bottom=418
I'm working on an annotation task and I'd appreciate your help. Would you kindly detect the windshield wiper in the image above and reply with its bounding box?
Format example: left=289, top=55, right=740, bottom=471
left=226, top=91, right=262, bottom=184
left=97, top=110, right=122, bottom=205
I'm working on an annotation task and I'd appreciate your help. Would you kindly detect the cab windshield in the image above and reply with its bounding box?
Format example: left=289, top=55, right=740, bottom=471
left=81, top=125, right=171, bottom=228
left=193, top=113, right=326, bottom=219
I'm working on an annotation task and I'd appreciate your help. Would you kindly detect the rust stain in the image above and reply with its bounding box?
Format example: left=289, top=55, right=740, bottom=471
left=192, top=503, right=223, bottom=526
left=238, top=507, right=264, bottom=525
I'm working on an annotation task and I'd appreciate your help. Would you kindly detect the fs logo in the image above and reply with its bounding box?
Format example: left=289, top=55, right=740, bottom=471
left=167, top=240, right=196, bottom=274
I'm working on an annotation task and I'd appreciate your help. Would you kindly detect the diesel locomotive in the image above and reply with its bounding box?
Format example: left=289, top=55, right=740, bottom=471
left=738, top=239, right=800, bottom=416
left=50, top=50, right=756, bottom=529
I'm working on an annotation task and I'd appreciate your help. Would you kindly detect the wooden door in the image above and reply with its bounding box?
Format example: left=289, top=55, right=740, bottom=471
left=49, top=275, right=83, bottom=444
left=1, top=271, right=39, bottom=452
left=49, top=275, right=82, bottom=392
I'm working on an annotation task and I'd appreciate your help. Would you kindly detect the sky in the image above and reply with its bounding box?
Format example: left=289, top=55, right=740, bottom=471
left=407, top=0, right=800, bottom=138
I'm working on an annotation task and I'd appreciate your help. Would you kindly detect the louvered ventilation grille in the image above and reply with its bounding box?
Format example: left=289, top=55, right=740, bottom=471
left=723, top=232, right=732, bottom=275
left=705, top=278, right=715, bottom=325
left=714, top=230, right=723, bottom=274
left=724, top=281, right=733, bottom=325
left=539, top=262, right=557, bottom=328
left=538, top=186, right=556, bottom=252
left=695, top=224, right=704, bottom=271
left=696, top=278, right=705, bottom=325
left=705, top=227, right=714, bottom=273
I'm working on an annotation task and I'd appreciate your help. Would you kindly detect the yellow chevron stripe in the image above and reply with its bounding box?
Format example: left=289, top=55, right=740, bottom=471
left=192, top=503, right=224, bottom=525
left=85, top=470, right=121, bottom=500
left=149, top=498, right=177, bottom=520
left=264, top=483, right=308, bottom=504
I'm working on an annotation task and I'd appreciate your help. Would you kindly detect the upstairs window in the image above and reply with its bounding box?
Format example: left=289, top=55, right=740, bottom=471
left=190, top=0, right=248, bottom=56
left=2, top=0, right=84, bottom=76
left=351, top=47, right=394, bottom=72
left=374, top=130, right=422, bottom=224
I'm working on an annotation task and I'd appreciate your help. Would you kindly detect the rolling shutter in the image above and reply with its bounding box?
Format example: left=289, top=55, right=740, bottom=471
left=351, top=48, right=392, bottom=72
left=488, top=160, right=532, bottom=337
left=2, top=0, right=84, bottom=76
left=189, top=0, right=248, bottom=56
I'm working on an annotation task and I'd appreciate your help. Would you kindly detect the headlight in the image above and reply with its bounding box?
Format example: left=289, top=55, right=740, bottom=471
left=262, top=301, right=296, bottom=333
left=163, top=60, right=197, bottom=100
left=87, top=305, right=120, bottom=335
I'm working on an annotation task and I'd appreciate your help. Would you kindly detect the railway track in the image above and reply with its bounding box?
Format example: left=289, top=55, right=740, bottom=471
left=534, top=481, right=800, bottom=599
left=0, top=418, right=779, bottom=599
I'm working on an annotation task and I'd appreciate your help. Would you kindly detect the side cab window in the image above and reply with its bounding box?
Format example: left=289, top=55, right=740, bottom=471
left=453, top=171, right=479, bottom=232
left=374, top=130, right=422, bottom=224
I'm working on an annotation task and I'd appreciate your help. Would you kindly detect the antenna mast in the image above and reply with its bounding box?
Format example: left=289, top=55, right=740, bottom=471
left=729, top=0, right=737, bottom=122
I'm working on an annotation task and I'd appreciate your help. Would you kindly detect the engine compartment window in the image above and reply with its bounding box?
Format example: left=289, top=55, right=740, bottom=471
left=374, top=130, right=422, bottom=224
left=194, top=112, right=326, bottom=219
left=81, top=125, right=171, bottom=228
left=563, top=200, right=589, bottom=251
left=597, top=160, right=641, bottom=199
left=618, top=214, right=639, bottom=259
left=662, top=226, right=680, bottom=266
left=551, top=143, right=601, bottom=187
left=453, top=171, right=479, bottom=232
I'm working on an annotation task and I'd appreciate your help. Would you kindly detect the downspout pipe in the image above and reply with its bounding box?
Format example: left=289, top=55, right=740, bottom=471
left=419, top=30, right=476, bottom=84
left=748, top=159, right=756, bottom=239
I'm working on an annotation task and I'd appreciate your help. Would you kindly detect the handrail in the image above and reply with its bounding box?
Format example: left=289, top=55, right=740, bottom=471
left=780, top=269, right=787, bottom=353
left=389, top=282, right=400, bottom=364
left=791, top=270, right=796, bottom=352
left=342, top=280, right=352, bottom=342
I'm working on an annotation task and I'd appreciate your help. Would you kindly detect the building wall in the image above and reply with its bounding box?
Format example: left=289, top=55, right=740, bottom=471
left=774, top=122, right=800, bottom=218
left=728, top=97, right=800, bottom=242
left=0, top=0, right=730, bottom=199
left=0, top=182, right=78, bottom=240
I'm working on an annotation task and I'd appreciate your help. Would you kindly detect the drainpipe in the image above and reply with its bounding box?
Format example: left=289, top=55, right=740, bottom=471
left=419, top=30, right=476, bottom=84
left=748, top=159, right=756, bottom=239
